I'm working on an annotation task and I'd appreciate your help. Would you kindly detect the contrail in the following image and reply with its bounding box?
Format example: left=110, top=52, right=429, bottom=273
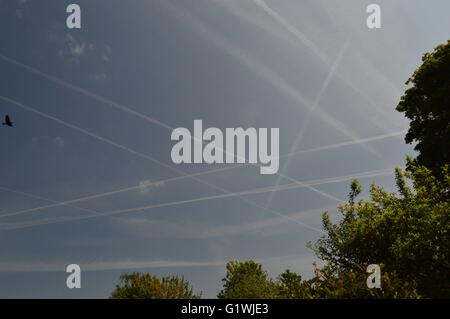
left=0, top=165, right=242, bottom=219
left=264, top=39, right=351, bottom=210
left=215, top=0, right=401, bottom=133
left=252, top=0, right=328, bottom=62
left=0, top=96, right=341, bottom=229
left=0, top=95, right=247, bottom=204
left=286, top=130, right=406, bottom=156
left=0, top=96, right=177, bottom=170
left=0, top=59, right=341, bottom=204
left=200, top=205, right=336, bottom=239
left=0, top=185, right=104, bottom=217
left=0, top=7, right=397, bottom=210
left=0, top=53, right=173, bottom=131
left=158, top=0, right=380, bottom=157
left=0, top=129, right=403, bottom=220
left=0, top=5, right=403, bottom=238
left=1, top=167, right=394, bottom=232
left=0, top=253, right=314, bottom=273
left=0, top=259, right=228, bottom=273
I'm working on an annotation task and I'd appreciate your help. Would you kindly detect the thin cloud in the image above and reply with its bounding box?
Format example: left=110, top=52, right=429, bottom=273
left=15, top=0, right=30, bottom=20
left=0, top=253, right=318, bottom=273
left=58, top=34, right=93, bottom=61
left=111, top=205, right=331, bottom=240
left=53, top=136, right=65, bottom=148
left=138, top=180, right=165, bottom=195
left=0, top=259, right=226, bottom=273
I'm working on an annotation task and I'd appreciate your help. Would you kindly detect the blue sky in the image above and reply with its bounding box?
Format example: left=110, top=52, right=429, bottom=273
left=0, top=0, right=449, bottom=298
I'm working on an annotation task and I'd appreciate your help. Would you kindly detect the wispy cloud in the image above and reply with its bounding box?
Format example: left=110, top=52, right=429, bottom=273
left=138, top=179, right=165, bottom=195
left=0, top=253, right=317, bottom=273
left=15, top=0, right=30, bottom=19
left=58, top=34, right=93, bottom=61
left=0, top=259, right=226, bottom=273
left=53, top=136, right=65, bottom=148
left=31, top=135, right=65, bottom=149
left=111, top=205, right=334, bottom=240
left=57, top=34, right=112, bottom=80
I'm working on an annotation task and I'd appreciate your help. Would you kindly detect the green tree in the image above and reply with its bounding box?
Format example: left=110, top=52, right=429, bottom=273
left=396, top=40, right=450, bottom=177
left=311, top=159, right=450, bottom=298
left=306, top=266, right=420, bottom=299
left=218, top=260, right=278, bottom=299
left=276, top=269, right=311, bottom=299
left=110, top=273, right=201, bottom=299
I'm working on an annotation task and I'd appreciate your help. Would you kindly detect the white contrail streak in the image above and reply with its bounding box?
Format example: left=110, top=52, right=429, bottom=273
left=287, top=130, right=406, bottom=156
left=158, top=1, right=379, bottom=157
left=0, top=253, right=312, bottom=273
left=252, top=0, right=328, bottom=62
left=0, top=186, right=103, bottom=217
left=0, top=96, right=177, bottom=170
left=0, top=96, right=339, bottom=231
left=0, top=53, right=173, bottom=130
left=215, top=0, right=400, bottom=132
left=0, top=259, right=227, bottom=273
left=0, top=129, right=404, bottom=220
left=1, top=168, right=394, bottom=232
left=264, top=39, right=351, bottom=210
left=0, top=165, right=241, bottom=219
left=0, top=58, right=342, bottom=204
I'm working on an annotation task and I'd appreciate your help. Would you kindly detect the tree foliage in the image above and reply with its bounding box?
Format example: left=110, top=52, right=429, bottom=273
left=217, top=260, right=278, bottom=299
left=305, top=266, right=420, bottom=299
left=312, top=159, right=450, bottom=298
left=396, top=40, right=450, bottom=177
left=276, top=269, right=311, bottom=299
left=110, top=273, right=201, bottom=299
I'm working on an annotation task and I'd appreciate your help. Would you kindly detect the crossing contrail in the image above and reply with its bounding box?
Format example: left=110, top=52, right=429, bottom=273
left=264, top=38, right=351, bottom=211
left=0, top=53, right=173, bottom=131
left=214, top=0, right=401, bottom=132
left=0, top=127, right=403, bottom=220
left=286, top=130, right=406, bottom=155
left=157, top=0, right=381, bottom=158
left=0, top=95, right=341, bottom=235
left=0, top=56, right=343, bottom=204
left=0, top=96, right=285, bottom=222
left=1, top=167, right=394, bottom=232
left=0, top=5, right=401, bottom=213
left=0, top=165, right=241, bottom=219
left=0, top=96, right=246, bottom=204
left=0, top=95, right=342, bottom=217
left=0, top=186, right=104, bottom=217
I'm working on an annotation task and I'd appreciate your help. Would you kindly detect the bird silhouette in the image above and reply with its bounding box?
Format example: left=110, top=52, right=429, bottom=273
left=2, top=115, right=13, bottom=127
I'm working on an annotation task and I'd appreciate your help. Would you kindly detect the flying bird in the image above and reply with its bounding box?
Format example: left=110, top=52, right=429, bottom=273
left=2, top=115, right=13, bottom=127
